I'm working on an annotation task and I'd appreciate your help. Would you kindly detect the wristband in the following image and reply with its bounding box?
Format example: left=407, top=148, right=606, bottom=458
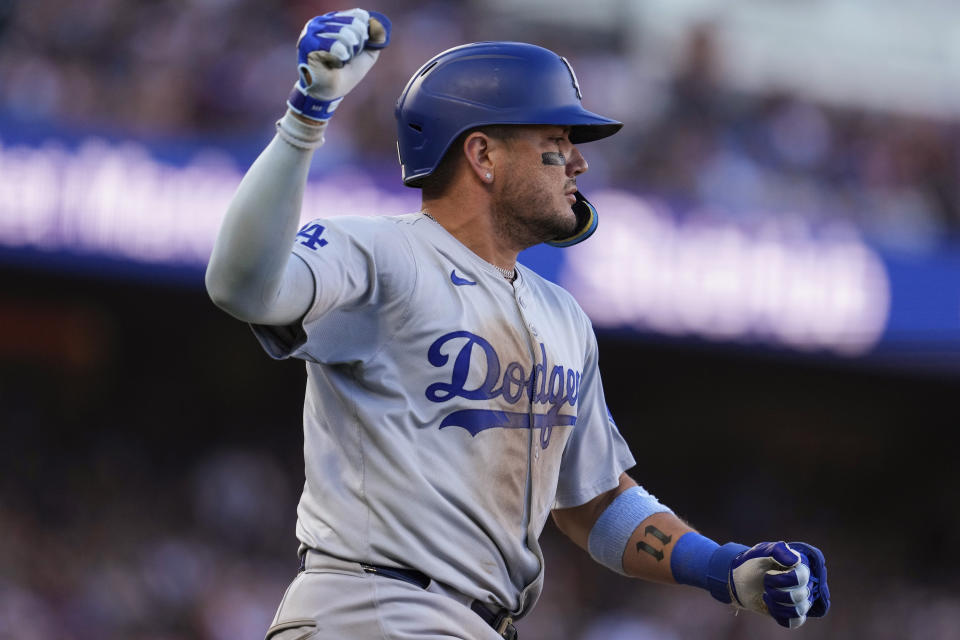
left=586, top=486, right=673, bottom=575
left=670, top=532, right=748, bottom=603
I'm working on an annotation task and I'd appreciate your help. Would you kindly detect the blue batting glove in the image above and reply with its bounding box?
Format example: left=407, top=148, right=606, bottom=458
left=728, top=541, right=830, bottom=629
left=287, top=8, right=391, bottom=121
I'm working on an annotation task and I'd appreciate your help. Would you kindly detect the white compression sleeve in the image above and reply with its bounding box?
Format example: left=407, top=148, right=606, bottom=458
left=205, top=112, right=326, bottom=325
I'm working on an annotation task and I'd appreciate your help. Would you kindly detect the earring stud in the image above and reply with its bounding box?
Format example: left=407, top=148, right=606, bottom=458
left=485, top=172, right=492, bottom=181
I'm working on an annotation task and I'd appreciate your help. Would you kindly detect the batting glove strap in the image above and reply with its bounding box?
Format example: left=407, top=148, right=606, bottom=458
left=708, top=542, right=750, bottom=603
left=287, top=84, right=344, bottom=122
left=670, top=532, right=748, bottom=604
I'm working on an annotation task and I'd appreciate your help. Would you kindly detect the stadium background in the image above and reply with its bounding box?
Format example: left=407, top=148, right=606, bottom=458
left=2, top=0, right=959, bottom=638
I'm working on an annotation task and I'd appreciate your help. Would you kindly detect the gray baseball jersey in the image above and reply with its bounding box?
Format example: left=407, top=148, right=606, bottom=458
left=252, top=212, right=635, bottom=617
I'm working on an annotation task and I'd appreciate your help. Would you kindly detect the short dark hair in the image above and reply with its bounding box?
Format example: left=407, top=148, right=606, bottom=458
left=420, top=125, right=519, bottom=199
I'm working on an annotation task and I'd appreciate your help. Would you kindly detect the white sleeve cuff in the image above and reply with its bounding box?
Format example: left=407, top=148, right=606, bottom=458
left=276, top=110, right=328, bottom=150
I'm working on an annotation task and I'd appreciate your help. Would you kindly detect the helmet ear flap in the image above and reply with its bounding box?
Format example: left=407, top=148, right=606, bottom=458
left=546, top=191, right=598, bottom=247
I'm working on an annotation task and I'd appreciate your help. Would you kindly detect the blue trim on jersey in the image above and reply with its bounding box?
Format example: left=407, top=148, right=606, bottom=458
left=439, top=409, right=576, bottom=433
left=439, top=409, right=575, bottom=448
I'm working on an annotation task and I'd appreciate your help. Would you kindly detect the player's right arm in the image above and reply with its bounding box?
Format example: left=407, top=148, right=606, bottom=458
left=205, top=9, right=390, bottom=326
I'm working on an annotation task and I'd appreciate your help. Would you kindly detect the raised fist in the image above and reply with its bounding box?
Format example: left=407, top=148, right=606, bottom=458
left=728, top=541, right=830, bottom=628
left=287, top=8, right=391, bottom=121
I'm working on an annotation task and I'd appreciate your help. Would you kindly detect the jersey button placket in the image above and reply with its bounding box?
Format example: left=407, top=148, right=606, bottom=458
left=515, top=286, right=541, bottom=463
left=512, top=276, right=541, bottom=617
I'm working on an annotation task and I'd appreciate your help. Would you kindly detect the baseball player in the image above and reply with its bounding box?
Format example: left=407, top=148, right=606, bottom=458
left=205, top=9, right=831, bottom=639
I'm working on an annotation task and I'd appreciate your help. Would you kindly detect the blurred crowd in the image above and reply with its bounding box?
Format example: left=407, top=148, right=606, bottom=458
left=1, top=0, right=960, bottom=252
left=619, top=26, right=960, bottom=254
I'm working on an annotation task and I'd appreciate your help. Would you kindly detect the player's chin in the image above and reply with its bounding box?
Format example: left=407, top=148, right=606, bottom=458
left=552, top=205, right=579, bottom=236
left=535, top=208, right=577, bottom=245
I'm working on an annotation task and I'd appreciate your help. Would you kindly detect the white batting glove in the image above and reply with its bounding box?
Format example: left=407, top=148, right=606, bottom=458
left=287, top=8, right=391, bottom=121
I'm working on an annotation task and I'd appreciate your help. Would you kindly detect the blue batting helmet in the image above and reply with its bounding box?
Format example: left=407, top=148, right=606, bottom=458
left=395, top=41, right=623, bottom=188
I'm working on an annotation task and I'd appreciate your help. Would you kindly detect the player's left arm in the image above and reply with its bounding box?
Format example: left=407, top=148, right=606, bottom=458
left=552, top=472, right=831, bottom=629
left=553, top=473, right=692, bottom=584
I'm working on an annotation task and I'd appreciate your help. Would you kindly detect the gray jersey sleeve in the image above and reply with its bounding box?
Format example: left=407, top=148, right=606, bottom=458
left=252, top=215, right=417, bottom=364
left=553, top=318, right=636, bottom=509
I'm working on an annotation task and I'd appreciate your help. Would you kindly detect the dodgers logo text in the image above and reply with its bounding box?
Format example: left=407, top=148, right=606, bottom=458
left=424, top=331, right=580, bottom=447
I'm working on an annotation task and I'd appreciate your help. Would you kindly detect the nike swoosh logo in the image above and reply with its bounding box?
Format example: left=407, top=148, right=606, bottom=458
left=450, top=269, right=477, bottom=286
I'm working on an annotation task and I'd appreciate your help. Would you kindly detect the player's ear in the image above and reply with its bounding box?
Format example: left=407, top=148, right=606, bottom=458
left=462, top=131, right=498, bottom=185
